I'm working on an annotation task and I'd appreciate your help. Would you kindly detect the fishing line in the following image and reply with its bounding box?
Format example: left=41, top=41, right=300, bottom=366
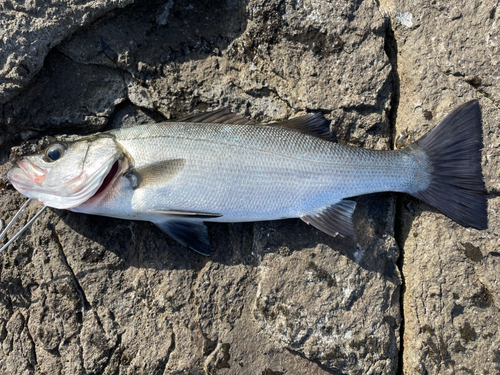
left=0, top=199, right=47, bottom=255
left=0, top=198, right=31, bottom=242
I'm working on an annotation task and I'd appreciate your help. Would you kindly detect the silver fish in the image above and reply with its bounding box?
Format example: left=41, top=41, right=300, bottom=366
left=4, top=101, right=487, bottom=255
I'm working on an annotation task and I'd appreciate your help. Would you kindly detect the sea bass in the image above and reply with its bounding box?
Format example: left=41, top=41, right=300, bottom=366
left=6, top=101, right=487, bottom=255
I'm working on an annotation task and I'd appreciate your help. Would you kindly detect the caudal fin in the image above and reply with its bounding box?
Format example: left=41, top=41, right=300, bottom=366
left=411, top=100, right=487, bottom=229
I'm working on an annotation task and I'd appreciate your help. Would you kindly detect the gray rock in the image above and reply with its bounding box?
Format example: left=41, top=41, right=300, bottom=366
left=1, top=52, right=127, bottom=144
left=0, top=0, right=133, bottom=105
left=1, top=0, right=497, bottom=373
left=379, top=0, right=500, bottom=373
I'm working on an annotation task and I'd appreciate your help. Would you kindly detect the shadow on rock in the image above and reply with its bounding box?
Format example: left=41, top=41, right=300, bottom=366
left=53, top=192, right=400, bottom=282
left=2, top=0, right=251, bottom=141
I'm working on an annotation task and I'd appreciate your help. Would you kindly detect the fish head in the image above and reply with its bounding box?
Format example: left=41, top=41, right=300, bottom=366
left=8, top=135, right=125, bottom=209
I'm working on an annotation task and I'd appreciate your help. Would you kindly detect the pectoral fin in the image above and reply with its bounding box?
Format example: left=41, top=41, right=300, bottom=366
left=126, top=159, right=185, bottom=190
left=155, top=220, right=212, bottom=256
left=150, top=209, right=222, bottom=219
left=301, top=200, right=356, bottom=238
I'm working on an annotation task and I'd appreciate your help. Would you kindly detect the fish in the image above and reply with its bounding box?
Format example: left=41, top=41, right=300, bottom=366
left=3, top=100, right=487, bottom=256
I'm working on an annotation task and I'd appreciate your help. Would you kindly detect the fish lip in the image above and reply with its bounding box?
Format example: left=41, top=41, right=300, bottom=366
left=17, top=159, right=47, bottom=184
left=8, top=153, right=122, bottom=210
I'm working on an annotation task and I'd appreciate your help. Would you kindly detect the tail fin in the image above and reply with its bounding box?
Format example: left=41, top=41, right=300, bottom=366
left=411, top=100, right=487, bottom=229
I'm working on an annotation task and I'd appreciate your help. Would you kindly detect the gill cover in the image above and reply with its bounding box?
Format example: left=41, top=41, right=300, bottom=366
left=8, top=136, right=123, bottom=209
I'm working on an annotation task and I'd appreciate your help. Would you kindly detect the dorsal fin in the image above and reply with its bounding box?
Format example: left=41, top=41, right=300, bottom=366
left=175, top=109, right=336, bottom=141
left=176, top=108, right=257, bottom=125
left=270, top=113, right=336, bottom=142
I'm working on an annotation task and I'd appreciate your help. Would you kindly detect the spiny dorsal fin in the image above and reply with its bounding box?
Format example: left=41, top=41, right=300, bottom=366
left=155, top=220, right=212, bottom=256
left=176, top=108, right=257, bottom=125
left=126, top=159, right=185, bottom=190
left=176, top=108, right=336, bottom=141
left=301, top=200, right=356, bottom=238
left=270, top=113, right=336, bottom=142
left=149, top=209, right=222, bottom=218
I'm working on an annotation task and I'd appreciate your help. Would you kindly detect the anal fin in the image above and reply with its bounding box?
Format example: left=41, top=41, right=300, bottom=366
left=155, top=220, right=212, bottom=256
left=300, top=200, right=356, bottom=239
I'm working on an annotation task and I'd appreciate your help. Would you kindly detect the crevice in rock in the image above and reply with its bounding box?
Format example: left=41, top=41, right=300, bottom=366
left=24, top=312, right=38, bottom=370
left=52, top=228, right=109, bottom=339
left=394, top=195, right=406, bottom=375
left=383, top=20, right=399, bottom=151
left=284, top=348, right=345, bottom=375
left=103, top=329, right=123, bottom=374
left=464, top=82, right=499, bottom=108
left=157, top=328, right=176, bottom=373
left=51, top=228, right=112, bottom=371
left=442, top=71, right=500, bottom=109
left=341, top=103, right=383, bottom=115
left=487, top=188, right=500, bottom=198
left=265, top=87, right=294, bottom=111
left=382, top=15, right=405, bottom=375
left=51, top=229, right=91, bottom=311
left=237, top=83, right=294, bottom=113
left=53, top=47, right=98, bottom=69
left=200, top=327, right=217, bottom=357
left=103, top=98, right=168, bottom=132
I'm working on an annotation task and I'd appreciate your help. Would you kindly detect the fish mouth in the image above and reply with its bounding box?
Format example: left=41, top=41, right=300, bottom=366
left=8, top=156, right=122, bottom=210
left=80, top=158, right=124, bottom=205
left=17, top=159, right=48, bottom=184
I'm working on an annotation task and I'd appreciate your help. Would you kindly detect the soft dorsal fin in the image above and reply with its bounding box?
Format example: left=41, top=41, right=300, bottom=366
left=155, top=220, right=212, bottom=256
left=301, top=200, right=356, bottom=238
left=269, top=113, right=336, bottom=142
left=125, top=159, right=185, bottom=190
left=176, top=108, right=257, bottom=125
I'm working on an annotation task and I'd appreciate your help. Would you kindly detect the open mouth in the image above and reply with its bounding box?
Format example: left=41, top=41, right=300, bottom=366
left=90, top=160, right=120, bottom=199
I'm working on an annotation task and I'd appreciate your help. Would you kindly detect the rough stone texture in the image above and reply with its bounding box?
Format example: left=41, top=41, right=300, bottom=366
left=378, top=0, right=500, bottom=374
left=0, top=0, right=401, bottom=374
left=0, top=0, right=133, bottom=105
left=1, top=52, right=128, bottom=141
left=0, top=0, right=497, bottom=374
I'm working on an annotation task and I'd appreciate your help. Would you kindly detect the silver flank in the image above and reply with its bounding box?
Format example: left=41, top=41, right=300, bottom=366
left=75, top=123, right=428, bottom=223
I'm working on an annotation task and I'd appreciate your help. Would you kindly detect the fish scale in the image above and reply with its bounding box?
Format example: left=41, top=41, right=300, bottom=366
left=104, top=122, right=419, bottom=222
left=6, top=102, right=487, bottom=256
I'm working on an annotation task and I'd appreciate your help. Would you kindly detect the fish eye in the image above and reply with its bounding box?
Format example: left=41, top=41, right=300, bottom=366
left=45, top=143, right=66, bottom=162
left=37, top=136, right=57, bottom=152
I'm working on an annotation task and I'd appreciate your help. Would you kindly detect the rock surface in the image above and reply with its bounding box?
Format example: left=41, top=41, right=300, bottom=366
left=378, top=0, right=500, bottom=374
left=0, top=0, right=134, bottom=105
left=0, top=0, right=498, bottom=374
